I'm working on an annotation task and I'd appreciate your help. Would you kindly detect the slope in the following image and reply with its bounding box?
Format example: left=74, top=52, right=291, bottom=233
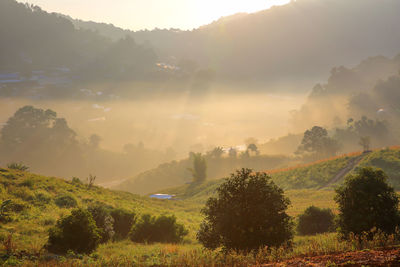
left=0, top=167, right=203, bottom=250
left=161, top=147, right=400, bottom=203
left=68, top=0, right=400, bottom=84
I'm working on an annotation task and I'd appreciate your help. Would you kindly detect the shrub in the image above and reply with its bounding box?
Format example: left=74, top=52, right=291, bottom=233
left=46, top=208, right=101, bottom=254
left=0, top=200, right=12, bottom=223
left=42, top=218, right=56, bottom=226
left=34, top=190, right=52, bottom=205
left=71, top=177, right=82, bottom=185
left=335, top=167, right=400, bottom=238
left=110, top=208, right=136, bottom=240
left=55, top=194, right=78, bottom=208
left=19, top=178, right=34, bottom=188
left=7, top=163, right=29, bottom=171
left=197, top=168, right=293, bottom=252
left=11, top=187, right=34, bottom=201
left=297, top=206, right=335, bottom=235
left=88, top=204, right=115, bottom=243
left=130, top=214, right=188, bottom=243
left=6, top=199, right=28, bottom=213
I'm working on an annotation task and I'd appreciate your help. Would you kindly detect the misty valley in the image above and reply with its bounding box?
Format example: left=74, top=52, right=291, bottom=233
left=1, top=0, right=400, bottom=266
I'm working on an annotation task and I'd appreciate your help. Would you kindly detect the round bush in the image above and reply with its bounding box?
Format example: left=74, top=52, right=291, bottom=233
left=197, top=168, right=293, bottom=252
left=55, top=194, right=77, bottom=208
left=130, top=214, right=187, bottom=243
left=335, top=167, right=400, bottom=238
left=46, top=208, right=101, bottom=254
left=297, top=206, right=335, bottom=235
left=110, top=208, right=136, bottom=240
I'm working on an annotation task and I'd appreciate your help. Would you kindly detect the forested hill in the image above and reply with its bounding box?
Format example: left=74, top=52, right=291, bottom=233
left=71, top=0, right=400, bottom=83
left=0, top=0, right=156, bottom=80
left=3, top=0, right=400, bottom=85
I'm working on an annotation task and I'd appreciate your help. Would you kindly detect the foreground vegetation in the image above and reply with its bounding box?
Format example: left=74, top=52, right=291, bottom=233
left=1, top=156, right=400, bottom=265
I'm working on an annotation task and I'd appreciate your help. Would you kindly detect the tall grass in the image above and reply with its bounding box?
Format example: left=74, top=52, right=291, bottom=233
left=15, top=230, right=400, bottom=266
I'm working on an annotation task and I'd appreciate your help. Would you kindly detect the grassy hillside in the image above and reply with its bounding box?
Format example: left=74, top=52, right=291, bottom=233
left=358, top=147, right=400, bottom=188
left=2, top=147, right=400, bottom=265
left=124, top=147, right=400, bottom=197
left=161, top=148, right=400, bottom=204
left=0, top=168, right=203, bottom=248
left=0, top=167, right=347, bottom=266
left=0, top=167, right=343, bottom=266
left=118, top=154, right=291, bottom=195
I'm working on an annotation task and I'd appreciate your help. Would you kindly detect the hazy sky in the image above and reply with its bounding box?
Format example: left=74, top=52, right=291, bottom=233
left=20, top=0, right=290, bottom=31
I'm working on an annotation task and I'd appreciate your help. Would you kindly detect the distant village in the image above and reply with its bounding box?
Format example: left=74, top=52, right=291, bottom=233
left=0, top=67, right=73, bottom=87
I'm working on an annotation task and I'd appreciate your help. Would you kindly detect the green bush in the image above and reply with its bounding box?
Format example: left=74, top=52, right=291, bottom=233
left=11, top=187, right=34, bottom=201
left=7, top=162, right=29, bottom=171
left=88, top=204, right=115, bottom=243
left=110, top=208, right=135, bottom=240
left=197, top=168, right=293, bottom=252
left=6, top=200, right=28, bottom=213
left=130, top=214, right=188, bottom=243
left=71, top=177, right=83, bottom=185
left=335, top=167, right=400, bottom=238
left=55, top=194, right=78, bottom=208
left=34, top=190, right=52, bottom=205
left=297, top=206, right=335, bottom=235
left=46, top=208, right=101, bottom=254
left=19, top=178, right=34, bottom=188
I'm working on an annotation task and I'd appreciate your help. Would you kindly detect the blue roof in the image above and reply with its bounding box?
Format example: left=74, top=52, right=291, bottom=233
left=150, top=194, right=175, bottom=200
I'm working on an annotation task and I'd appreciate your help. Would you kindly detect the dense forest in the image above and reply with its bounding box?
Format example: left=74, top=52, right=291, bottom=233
left=72, top=0, right=400, bottom=83
left=0, top=0, right=156, bottom=81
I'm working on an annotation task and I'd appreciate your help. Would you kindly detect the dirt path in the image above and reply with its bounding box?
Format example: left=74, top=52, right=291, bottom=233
left=319, top=152, right=369, bottom=189
left=261, top=247, right=400, bottom=266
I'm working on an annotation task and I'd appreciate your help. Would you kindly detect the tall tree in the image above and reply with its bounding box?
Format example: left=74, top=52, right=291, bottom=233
left=296, top=126, right=340, bottom=159
left=189, top=152, right=207, bottom=183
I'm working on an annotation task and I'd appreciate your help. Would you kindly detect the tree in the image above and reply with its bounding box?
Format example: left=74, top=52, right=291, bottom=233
left=1, top=106, right=76, bottom=150
left=244, top=137, right=258, bottom=146
left=0, top=106, right=79, bottom=170
left=87, top=174, right=96, bottom=188
left=197, top=168, right=293, bottom=252
left=335, top=167, right=400, bottom=238
left=189, top=152, right=207, bottom=183
left=296, top=126, right=340, bottom=159
left=359, top=136, right=371, bottom=152
left=207, top=147, right=224, bottom=159
left=228, top=147, right=237, bottom=158
left=247, top=143, right=260, bottom=156
left=46, top=208, right=101, bottom=254
left=297, top=206, right=335, bottom=235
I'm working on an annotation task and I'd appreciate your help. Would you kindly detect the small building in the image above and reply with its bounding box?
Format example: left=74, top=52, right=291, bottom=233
left=149, top=194, right=175, bottom=200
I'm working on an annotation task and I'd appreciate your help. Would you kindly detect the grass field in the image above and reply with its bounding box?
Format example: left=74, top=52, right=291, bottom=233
left=1, top=147, right=400, bottom=266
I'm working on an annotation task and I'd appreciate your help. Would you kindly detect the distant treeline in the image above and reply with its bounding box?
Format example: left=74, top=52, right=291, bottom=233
left=0, top=105, right=172, bottom=182
left=0, top=0, right=156, bottom=81
left=3, top=0, right=400, bottom=87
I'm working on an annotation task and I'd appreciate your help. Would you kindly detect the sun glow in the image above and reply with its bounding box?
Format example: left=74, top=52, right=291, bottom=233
left=21, top=0, right=290, bottom=30
left=192, top=0, right=290, bottom=25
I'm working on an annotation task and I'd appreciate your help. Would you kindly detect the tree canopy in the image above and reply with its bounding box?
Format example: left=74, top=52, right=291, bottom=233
left=197, top=168, right=293, bottom=252
left=335, top=167, right=400, bottom=237
left=296, top=126, right=340, bottom=159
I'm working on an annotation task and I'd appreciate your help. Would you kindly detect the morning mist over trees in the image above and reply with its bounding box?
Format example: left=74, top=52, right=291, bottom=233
left=2, top=0, right=400, bottom=265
